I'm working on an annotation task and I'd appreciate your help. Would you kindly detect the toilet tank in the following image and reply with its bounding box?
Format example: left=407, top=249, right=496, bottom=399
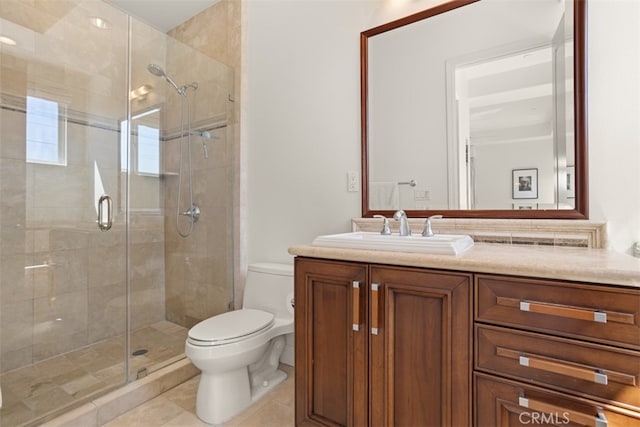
left=243, top=263, right=294, bottom=320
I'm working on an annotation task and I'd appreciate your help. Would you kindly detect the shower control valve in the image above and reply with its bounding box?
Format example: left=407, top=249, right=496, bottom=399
left=181, top=205, right=201, bottom=222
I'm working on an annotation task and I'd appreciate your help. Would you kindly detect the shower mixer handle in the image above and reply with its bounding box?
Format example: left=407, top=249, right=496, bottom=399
left=181, top=205, right=200, bottom=222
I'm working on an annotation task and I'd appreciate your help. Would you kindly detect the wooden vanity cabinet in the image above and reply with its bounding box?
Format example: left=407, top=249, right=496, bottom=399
left=295, top=257, right=640, bottom=426
left=294, top=257, right=472, bottom=427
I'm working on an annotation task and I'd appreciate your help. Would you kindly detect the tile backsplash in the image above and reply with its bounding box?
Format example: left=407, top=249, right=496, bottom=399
left=352, top=218, right=607, bottom=249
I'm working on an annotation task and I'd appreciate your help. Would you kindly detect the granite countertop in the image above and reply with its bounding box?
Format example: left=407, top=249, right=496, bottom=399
left=288, top=243, right=640, bottom=288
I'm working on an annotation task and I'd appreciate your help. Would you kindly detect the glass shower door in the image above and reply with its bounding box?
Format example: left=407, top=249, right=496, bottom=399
left=0, top=2, right=129, bottom=424
left=124, top=16, right=235, bottom=378
left=0, top=0, right=236, bottom=423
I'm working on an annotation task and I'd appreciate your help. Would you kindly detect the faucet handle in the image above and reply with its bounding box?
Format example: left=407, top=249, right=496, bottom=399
left=373, top=215, right=391, bottom=235
left=422, top=214, right=443, bottom=237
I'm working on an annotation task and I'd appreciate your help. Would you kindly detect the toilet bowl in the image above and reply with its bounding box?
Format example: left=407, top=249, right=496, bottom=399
left=185, top=263, right=294, bottom=425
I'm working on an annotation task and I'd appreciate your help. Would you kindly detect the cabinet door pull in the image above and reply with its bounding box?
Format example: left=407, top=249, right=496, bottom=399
left=519, top=300, right=607, bottom=323
left=352, top=281, right=361, bottom=331
left=518, top=394, right=607, bottom=427
left=518, top=355, right=608, bottom=385
left=371, top=283, right=380, bottom=335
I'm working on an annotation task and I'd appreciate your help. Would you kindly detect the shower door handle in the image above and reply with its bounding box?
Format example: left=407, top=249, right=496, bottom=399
left=97, top=194, right=113, bottom=231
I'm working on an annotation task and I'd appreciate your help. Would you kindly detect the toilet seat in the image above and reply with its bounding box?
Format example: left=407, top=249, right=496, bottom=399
left=187, top=309, right=274, bottom=347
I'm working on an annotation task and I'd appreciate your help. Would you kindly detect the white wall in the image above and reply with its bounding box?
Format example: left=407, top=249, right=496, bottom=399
left=473, top=139, right=556, bottom=210
left=245, top=0, right=640, bottom=263
left=245, top=0, right=374, bottom=264
left=588, top=0, right=640, bottom=253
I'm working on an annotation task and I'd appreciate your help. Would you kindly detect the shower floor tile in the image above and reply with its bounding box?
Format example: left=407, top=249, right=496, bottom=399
left=0, top=321, right=188, bottom=427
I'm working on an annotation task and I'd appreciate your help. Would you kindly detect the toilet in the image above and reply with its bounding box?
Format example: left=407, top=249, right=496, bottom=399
left=185, top=263, right=294, bottom=425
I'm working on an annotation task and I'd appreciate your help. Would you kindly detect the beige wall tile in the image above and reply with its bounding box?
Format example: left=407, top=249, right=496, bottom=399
left=1, top=299, right=34, bottom=355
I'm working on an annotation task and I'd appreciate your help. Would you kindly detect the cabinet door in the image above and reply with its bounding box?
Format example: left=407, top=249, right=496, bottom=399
left=295, top=258, right=368, bottom=427
left=369, top=266, right=472, bottom=427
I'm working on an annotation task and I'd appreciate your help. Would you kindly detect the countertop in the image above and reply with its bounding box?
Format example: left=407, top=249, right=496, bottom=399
left=288, top=243, right=640, bottom=288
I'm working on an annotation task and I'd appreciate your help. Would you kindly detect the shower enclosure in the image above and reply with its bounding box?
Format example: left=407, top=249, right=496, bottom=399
left=0, top=1, right=234, bottom=425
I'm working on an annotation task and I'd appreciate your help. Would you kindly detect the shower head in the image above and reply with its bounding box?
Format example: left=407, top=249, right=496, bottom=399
left=147, top=64, right=185, bottom=96
left=147, top=63, right=165, bottom=77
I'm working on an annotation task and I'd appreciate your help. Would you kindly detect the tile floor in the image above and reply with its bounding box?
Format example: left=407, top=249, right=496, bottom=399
left=102, top=365, right=295, bottom=427
left=0, top=321, right=188, bottom=427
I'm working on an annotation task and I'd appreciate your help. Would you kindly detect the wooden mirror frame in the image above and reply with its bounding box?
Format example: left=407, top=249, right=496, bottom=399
left=360, top=0, right=588, bottom=219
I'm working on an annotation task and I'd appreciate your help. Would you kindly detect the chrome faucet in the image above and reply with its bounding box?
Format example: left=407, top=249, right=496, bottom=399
left=373, top=215, right=391, bottom=235
left=422, top=214, right=443, bottom=237
left=393, top=210, right=411, bottom=236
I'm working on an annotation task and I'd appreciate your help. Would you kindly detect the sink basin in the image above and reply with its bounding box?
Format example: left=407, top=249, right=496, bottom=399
left=311, top=231, right=474, bottom=255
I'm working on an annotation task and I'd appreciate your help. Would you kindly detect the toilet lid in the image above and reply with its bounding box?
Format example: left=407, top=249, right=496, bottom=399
left=188, top=309, right=274, bottom=344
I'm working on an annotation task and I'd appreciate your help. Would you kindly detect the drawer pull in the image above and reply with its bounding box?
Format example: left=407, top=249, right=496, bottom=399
left=594, top=311, right=607, bottom=323
left=371, top=283, right=380, bottom=335
left=519, top=300, right=607, bottom=323
left=498, top=346, right=636, bottom=386
left=352, top=281, right=361, bottom=332
left=518, top=395, right=607, bottom=427
left=518, top=354, right=608, bottom=385
left=595, top=370, right=608, bottom=385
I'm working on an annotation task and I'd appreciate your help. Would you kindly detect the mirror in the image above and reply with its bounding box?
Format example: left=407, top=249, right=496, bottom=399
left=361, top=0, right=587, bottom=219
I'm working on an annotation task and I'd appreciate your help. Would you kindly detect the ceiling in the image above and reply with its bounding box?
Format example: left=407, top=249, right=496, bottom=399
left=109, top=0, right=220, bottom=33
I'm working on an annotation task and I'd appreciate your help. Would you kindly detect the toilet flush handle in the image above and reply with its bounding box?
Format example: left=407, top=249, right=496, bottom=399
left=285, top=293, right=295, bottom=314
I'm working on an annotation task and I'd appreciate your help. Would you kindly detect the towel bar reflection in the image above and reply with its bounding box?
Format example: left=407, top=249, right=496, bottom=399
left=398, top=180, right=417, bottom=187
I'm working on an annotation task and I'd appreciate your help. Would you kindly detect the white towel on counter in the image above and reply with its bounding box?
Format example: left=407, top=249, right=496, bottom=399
left=370, top=182, right=399, bottom=210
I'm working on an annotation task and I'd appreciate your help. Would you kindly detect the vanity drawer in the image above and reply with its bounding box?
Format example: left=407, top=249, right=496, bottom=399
left=476, top=324, right=640, bottom=411
left=475, top=373, right=640, bottom=427
left=475, top=274, right=640, bottom=349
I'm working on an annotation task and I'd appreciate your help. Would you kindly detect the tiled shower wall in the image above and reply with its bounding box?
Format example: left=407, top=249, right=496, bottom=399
left=162, top=1, right=239, bottom=327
